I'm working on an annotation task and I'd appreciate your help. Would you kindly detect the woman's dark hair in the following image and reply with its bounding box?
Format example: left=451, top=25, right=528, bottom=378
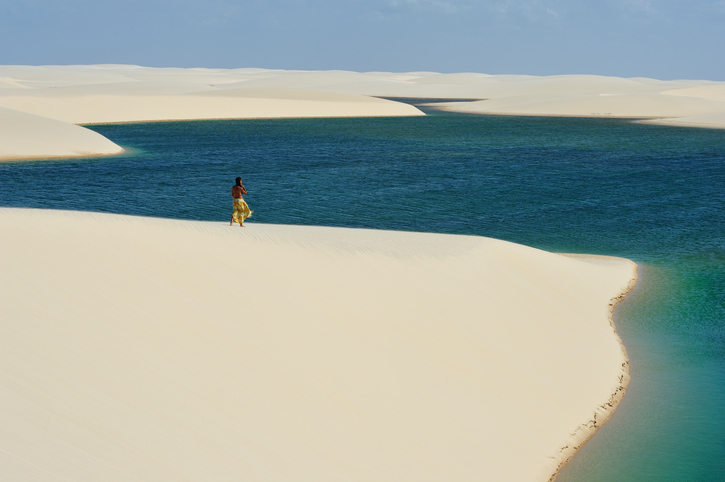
left=235, top=177, right=242, bottom=186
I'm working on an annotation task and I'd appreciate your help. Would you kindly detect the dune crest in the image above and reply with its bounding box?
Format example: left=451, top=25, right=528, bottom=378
left=0, top=209, right=636, bottom=481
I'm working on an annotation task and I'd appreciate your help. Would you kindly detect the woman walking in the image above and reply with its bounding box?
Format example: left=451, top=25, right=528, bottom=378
left=230, top=177, right=253, bottom=227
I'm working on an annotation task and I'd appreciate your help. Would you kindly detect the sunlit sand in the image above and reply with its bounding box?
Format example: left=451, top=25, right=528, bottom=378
left=0, top=106, right=122, bottom=161
left=0, top=208, right=636, bottom=481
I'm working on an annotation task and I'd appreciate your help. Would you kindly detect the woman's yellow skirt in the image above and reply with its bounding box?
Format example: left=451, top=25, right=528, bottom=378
left=232, top=197, right=253, bottom=224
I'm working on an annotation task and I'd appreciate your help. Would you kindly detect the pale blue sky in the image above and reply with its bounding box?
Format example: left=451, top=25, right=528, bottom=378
left=1, top=0, right=723, bottom=80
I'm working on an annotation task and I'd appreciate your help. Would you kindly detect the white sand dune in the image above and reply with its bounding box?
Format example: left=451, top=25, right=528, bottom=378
left=435, top=92, right=725, bottom=119
left=662, top=84, right=725, bottom=102
left=0, top=65, right=426, bottom=123
left=2, top=65, right=724, bottom=161
left=0, top=90, right=422, bottom=125
left=0, top=208, right=636, bottom=481
left=0, top=106, right=123, bottom=161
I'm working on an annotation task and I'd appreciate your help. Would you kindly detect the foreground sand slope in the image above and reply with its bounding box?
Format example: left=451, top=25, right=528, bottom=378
left=0, top=209, right=636, bottom=481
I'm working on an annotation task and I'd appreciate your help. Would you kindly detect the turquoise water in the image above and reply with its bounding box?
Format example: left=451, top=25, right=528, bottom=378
left=1, top=113, right=724, bottom=480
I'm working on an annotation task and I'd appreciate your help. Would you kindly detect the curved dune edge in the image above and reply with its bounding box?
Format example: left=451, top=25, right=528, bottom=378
left=0, top=107, right=124, bottom=161
left=1, top=208, right=637, bottom=481
left=548, top=254, right=638, bottom=481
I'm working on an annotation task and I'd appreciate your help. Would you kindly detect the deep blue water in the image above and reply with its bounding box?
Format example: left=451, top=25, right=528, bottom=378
left=1, top=113, right=724, bottom=480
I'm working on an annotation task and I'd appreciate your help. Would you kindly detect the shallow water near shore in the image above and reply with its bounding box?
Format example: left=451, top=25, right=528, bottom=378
left=2, top=113, right=724, bottom=480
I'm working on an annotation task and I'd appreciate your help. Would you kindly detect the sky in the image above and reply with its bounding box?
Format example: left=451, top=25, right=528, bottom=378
left=1, top=0, right=723, bottom=80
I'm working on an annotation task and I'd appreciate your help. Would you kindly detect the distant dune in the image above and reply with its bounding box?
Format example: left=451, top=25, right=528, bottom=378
left=0, top=208, right=636, bottom=481
left=1, top=65, right=724, bottom=161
